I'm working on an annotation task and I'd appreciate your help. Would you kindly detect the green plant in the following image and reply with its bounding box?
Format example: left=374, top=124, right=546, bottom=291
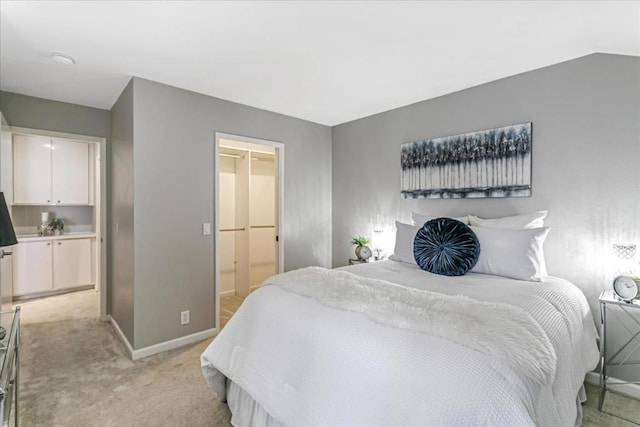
left=49, top=217, right=64, bottom=231
left=351, top=236, right=370, bottom=247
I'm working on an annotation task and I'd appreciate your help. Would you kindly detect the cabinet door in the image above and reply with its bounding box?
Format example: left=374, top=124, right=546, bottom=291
left=53, top=239, right=92, bottom=289
left=13, top=135, right=52, bottom=204
left=52, top=139, right=89, bottom=205
left=12, top=241, right=53, bottom=295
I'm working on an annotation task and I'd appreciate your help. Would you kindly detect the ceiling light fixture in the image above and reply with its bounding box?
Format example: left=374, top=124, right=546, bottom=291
left=50, top=53, right=75, bottom=65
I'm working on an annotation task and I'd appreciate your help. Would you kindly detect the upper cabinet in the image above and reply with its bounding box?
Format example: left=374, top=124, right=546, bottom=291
left=13, top=134, right=92, bottom=205
left=51, top=138, right=90, bottom=205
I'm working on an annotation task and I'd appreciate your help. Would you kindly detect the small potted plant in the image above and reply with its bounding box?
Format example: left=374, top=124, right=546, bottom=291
left=351, top=236, right=372, bottom=261
left=49, top=217, right=65, bottom=235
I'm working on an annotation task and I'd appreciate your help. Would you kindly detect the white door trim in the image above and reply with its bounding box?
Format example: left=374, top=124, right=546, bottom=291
left=8, top=126, right=108, bottom=321
left=214, top=132, right=284, bottom=330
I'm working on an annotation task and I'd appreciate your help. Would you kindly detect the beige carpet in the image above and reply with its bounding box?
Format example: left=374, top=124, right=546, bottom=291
left=19, top=290, right=231, bottom=426
left=17, top=289, right=640, bottom=426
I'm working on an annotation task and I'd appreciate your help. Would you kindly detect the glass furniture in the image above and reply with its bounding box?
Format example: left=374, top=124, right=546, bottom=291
left=0, top=307, right=20, bottom=427
left=598, top=290, right=639, bottom=423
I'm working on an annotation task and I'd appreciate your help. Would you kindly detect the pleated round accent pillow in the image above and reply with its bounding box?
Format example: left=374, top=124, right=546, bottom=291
left=413, top=217, right=480, bottom=276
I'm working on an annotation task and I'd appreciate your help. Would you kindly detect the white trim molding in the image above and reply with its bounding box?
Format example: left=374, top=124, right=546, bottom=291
left=10, top=125, right=109, bottom=322
left=109, top=316, right=135, bottom=359
left=585, top=371, right=640, bottom=401
left=213, top=131, right=285, bottom=332
left=110, top=316, right=218, bottom=361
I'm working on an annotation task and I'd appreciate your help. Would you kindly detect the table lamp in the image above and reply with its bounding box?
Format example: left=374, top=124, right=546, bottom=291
left=612, top=243, right=637, bottom=275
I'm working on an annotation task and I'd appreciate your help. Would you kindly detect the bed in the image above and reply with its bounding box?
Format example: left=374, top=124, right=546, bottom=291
left=201, top=259, right=599, bottom=426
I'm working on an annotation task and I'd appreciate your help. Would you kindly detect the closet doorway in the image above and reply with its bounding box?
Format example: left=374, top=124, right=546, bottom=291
left=215, top=133, right=284, bottom=310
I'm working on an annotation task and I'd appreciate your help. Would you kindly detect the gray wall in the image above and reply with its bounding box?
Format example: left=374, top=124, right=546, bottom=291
left=110, top=80, right=135, bottom=343
left=0, top=91, right=111, bottom=138
left=125, top=77, right=331, bottom=349
left=332, top=53, right=640, bottom=317
left=0, top=90, right=112, bottom=306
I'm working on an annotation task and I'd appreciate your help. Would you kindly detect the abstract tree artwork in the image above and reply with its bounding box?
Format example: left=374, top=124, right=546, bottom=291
left=401, top=123, right=532, bottom=199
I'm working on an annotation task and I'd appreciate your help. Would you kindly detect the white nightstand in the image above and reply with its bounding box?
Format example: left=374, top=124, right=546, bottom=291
left=598, top=290, right=640, bottom=419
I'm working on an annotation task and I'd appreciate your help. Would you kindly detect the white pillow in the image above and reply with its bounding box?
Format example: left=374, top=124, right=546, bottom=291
left=468, top=210, right=547, bottom=229
left=412, top=211, right=470, bottom=227
left=389, top=221, right=420, bottom=265
left=470, top=226, right=549, bottom=281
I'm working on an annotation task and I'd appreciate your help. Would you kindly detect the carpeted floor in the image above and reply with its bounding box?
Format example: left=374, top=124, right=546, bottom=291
left=17, top=289, right=640, bottom=426
left=19, top=290, right=231, bottom=426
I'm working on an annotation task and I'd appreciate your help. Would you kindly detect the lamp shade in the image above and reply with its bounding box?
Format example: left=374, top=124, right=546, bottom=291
left=0, top=192, right=17, bottom=247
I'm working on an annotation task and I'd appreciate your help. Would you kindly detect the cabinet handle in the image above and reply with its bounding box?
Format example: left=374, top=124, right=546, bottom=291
left=57, top=200, right=61, bottom=204
left=58, top=242, right=62, bottom=245
left=47, top=200, right=51, bottom=203
left=47, top=242, right=51, bottom=246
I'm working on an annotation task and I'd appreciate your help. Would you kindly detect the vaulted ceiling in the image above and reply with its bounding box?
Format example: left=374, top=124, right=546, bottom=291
left=1, top=1, right=638, bottom=125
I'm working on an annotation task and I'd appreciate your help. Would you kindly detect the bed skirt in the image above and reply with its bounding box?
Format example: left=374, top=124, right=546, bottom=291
left=226, top=378, right=283, bottom=427
left=224, top=378, right=588, bottom=427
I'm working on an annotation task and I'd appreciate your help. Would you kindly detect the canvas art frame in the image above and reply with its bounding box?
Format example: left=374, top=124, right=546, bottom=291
left=401, top=122, right=532, bottom=199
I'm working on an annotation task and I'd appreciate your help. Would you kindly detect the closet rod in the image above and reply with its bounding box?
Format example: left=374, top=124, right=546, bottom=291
left=220, top=227, right=246, bottom=232
left=219, top=144, right=275, bottom=156
left=250, top=225, right=275, bottom=229
left=220, top=153, right=244, bottom=159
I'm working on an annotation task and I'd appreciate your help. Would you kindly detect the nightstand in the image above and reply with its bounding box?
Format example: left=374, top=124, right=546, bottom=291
left=348, top=258, right=368, bottom=265
left=598, top=290, right=640, bottom=419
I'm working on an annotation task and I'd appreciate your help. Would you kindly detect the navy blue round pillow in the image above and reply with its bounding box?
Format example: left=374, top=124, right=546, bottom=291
left=413, top=218, right=480, bottom=276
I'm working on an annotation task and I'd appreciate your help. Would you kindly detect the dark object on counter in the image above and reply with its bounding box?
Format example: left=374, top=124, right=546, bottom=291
left=0, top=192, right=17, bottom=248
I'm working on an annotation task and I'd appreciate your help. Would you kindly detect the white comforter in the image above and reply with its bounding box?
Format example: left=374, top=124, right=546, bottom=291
left=201, top=260, right=599, bottom=426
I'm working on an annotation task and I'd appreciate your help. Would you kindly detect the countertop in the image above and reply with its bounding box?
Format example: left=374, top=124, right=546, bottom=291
left=17, top=232, right=97, bottom=242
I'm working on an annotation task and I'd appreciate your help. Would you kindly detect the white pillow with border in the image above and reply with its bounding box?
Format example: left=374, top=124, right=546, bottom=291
left=389, top=220, right=421, bottom=265
left=468, top=210, right=547, bottom=229
left=412, top=212, right=470, bottom=227
left=470, top=226, right=549, bottom=281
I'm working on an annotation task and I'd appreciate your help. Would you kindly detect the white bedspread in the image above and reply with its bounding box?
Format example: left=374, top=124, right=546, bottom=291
left=201, top=260, right=599, bottom=426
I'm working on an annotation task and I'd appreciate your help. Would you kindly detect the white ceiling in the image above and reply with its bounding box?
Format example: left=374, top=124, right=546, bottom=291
left=1, top=1, right=638, bottom=126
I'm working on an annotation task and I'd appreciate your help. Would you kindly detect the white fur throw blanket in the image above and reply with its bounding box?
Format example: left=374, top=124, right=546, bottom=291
left=265, top=267, right=556, bottom=385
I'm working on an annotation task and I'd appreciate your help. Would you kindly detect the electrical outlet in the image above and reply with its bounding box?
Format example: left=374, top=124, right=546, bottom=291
left=203, top=223, right=211, bottom=235
left=180, top=310, right=190, bottom=325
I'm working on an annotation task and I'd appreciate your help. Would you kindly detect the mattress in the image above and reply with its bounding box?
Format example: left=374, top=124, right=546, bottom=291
left=202, top=260, right=599, bottom=426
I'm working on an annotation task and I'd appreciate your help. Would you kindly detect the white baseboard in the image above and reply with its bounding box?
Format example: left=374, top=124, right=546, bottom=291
left=586, top=371, right=640, bottom=400
left=109, top=316, right=218, bottom=361
left=130, top=327, right=218, bottom=360
left=221, top=286, right=260, bottom=296
left=109, top=316, right=135, bottom=359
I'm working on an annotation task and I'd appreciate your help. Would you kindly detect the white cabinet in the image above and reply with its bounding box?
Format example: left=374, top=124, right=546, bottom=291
left=13, top=237, right=93, bottom=296
left=13, top=135, right=52, bottom=205
left=13, top=135, right=90, bottom=205
left=53, top=239, right=92, bottom=289
left=52, top=139, right=90, bottom=205
left=12, top=241, right=53, bottom=295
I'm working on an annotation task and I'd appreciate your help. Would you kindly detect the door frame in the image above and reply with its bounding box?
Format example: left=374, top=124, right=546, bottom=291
left=9, top=126, right=108, bottom=321
left=214, top=132, right=284, bottom=330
